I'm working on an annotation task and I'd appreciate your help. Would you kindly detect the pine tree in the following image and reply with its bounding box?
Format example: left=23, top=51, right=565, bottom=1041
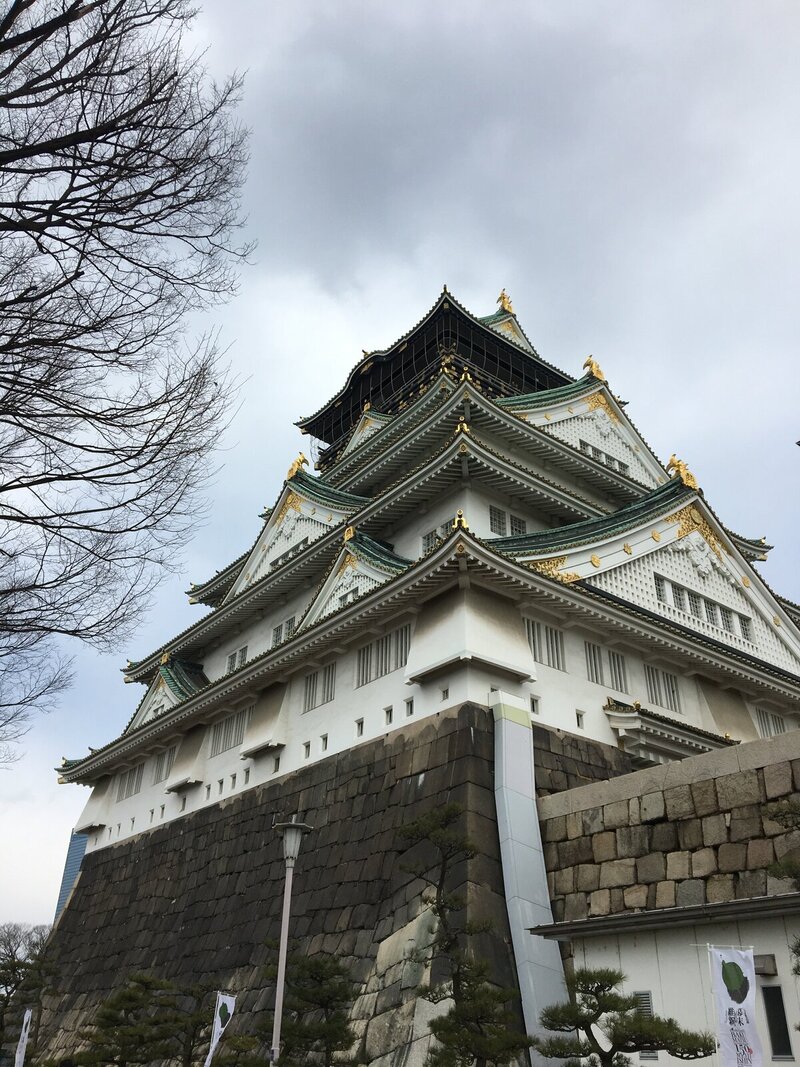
left=400, top=804, right=533, bottom=1067
left=76, top=974, right=181, bottom=1067
left=532, top=967, right=715, bottom=1067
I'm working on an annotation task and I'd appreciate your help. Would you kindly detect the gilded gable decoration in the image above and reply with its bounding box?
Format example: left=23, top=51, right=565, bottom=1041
left=666, top=454, right=699, bottom=490
left=497, top=289, right=514, bottom=314
left=665, top=505, right=724, bottom=561
left=287, top=453, right=308, bottom=480
left=583, top=355, right=607, bottom=382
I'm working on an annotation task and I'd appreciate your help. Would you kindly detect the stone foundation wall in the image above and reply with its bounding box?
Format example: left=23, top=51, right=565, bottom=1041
left=531, top=723, right=634, bottom=796
left=538, top=731, right=800, bottom=921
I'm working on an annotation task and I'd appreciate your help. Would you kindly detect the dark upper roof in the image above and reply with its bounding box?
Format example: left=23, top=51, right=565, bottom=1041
left=296, top=289, right=573, bottom=451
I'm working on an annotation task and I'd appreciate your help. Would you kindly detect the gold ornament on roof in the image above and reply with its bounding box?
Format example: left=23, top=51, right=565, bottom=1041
left=160, top=652, right=171, bottom=665
left=460, top=368, right=473, bottom=383
left=287, top=453, right=308, bottom=480
left=453, top=510, right=469, bottom=531
left=583, top=356, right=607, bottom=382
left=497, top=289, right=514, bottom=314
left=666, top=454, right=699, bottom=490
left=456, top=417, right=470, bottom=435
left=665, top=505, right=724, bottom=560
left=528, top=556, right=581, bottom=584
left=363, top=401, right=371, bottom=412
left=344, top=526, right=356, bottom=542
left=586, top=391, right=619, bottom=423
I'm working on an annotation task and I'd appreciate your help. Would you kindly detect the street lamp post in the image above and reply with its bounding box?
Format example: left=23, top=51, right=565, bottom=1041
left=270, top=816, right=313, bottom=1063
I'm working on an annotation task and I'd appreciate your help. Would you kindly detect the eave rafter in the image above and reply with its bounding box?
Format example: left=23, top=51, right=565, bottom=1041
left=68, top=533, right=800, bottom=785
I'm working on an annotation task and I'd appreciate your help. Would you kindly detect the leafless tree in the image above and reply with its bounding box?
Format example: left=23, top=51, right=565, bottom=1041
left=0, top=0, right=251, bottom=761
left=0, top=921, right=50, bottom=1046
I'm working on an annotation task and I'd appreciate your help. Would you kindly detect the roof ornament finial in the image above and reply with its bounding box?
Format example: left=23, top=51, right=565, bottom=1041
left=455, top=417, right=470, bottom=435
left=452, top=509, right=469, bottom=531
left=363, top=400, right=371, bottom=412
left=343, top=525, right=356, bottom=542
left=666, top=454, right=699, bottom=490
left=160, top=652, right=171, bottom=665
left=497, top=289, right=514, bottom=314
left=583, top=355, right=607, bottom=382
left=287, top=453, right=308, bottom=480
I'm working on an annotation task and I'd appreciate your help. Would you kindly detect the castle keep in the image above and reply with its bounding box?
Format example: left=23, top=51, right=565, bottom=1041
left=44, top=291, right=800, bottom=1064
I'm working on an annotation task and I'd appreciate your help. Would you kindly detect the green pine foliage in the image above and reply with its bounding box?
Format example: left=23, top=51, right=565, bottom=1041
left=264, top=953, right=358, bottom=1067
left=75, top=974, right=180, bottom=1067
left=400, top=804, right=533, bottom=1067
left=533, top=967, right=715, bottom=1067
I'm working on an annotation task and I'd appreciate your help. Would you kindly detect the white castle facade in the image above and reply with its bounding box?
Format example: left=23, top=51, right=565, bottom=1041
left=61, top=289, right=800, bottom=862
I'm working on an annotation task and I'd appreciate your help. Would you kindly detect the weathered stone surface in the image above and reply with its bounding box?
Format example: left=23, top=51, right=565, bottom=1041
left=564, top=893, right=589, bottom=920
left=701, top=814, right=728, bottom=847
left=637, top=853, right=666, bottom=884
left=641, top=792, right=665, bottom=823
left=691, top=847, right=717, bottom=877
left=718, top=842, right=748, bottom=872
left=706, top=874, right=736, bottom=903
left=575, top=864, right=600, bottom=892
left=582, top=806, right=605, bottom=835
left=736, top=870, right=767, bottom=898
left=716, top=769, right=761, bottom=808
left=554, top=867, right=575, bottom=895
left=691, top=779, right=718, bottom=816
left=603, top=800, right=630, bottom=829
left=664, top=785, right=694, bottom=820
left=623, top=884, right=648, bottom=909
left=764, top=763, right=792, bottom=800
left=650, top=822, right=678, bottom=852
left=589, top=889, right=611, bottom=916
left=592, top=831, right=617, bottom=862
left=599, top=859, right=636, bottom=888
left=678, top=818, right=703, bottom=850
left=746, top=839, right=775, bottom=868
left=666, top=851, right=691, bottom=880
left=616, top=826, right=650, bottom=858
left=676, top=879, right=706, bottom=907
left=654, top=880, right=676, bottom=908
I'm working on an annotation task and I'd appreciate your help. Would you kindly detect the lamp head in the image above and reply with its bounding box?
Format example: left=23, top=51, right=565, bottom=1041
left=274, top=818, right=313, bottom=866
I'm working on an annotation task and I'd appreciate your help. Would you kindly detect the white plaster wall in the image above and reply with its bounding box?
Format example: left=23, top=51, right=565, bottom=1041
left=575, top=918, right=800, bottom=1067
left=543, top=408, right=658, bottom=487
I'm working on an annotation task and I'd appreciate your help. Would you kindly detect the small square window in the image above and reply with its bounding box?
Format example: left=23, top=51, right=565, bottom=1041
left=321, top=734, right=328, bottom=752
left=356, top=718, right=364, bottom=737
left=531, top=696, right=540, bottom=716
left=385, top=707, right=393, bottom=726
left=303, top=741, right=310, bottom=759
left=273, top=755, right=281, bottom=773
left=405, top=698, right=414, bottom=717
left=441, top=688, right=449, bottom=701
left=230, top=773, right=237, bottom=789
left=244, top=768, right=250, bottom=785
left=576, top=711, right=585, bottom=729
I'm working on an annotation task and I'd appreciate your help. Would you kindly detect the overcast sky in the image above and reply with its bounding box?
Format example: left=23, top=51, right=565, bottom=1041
left=2, top=1, right=799, bottom=924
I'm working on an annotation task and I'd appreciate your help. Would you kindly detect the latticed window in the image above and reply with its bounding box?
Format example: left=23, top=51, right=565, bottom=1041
left=321, top=663, right=336, bottom=704
left=354, top=624, right=412, bottom=687
left=303, top=663, right=336, bottom=711
left=489, top=506, right=507, bottom=535
left=545, top=626, right=566, bottom=671
left=756, top=708, right=786, bottom=738
left=671, top=585, right=686, bottom=611
left=608, top=651, right=628, bottom=693
left=510, top=514, right=527, bottom=536
left=654, top=575, right=667, bottom=603
left=584, top=642, right=605, bottom=685
left=227, top=645, right=248, bottom=672
left=634, top=993, right=657, bottom=1059
left=152, top=746, right=176, bottom=785
left=116, top=764, right=144, bottom=802
left=719, top=606, right=734, bottom=632
left=210, top=707, right=252, bottom=756
left=645, top=665, right=681, bottom=713
left=422, top=531, right=437, bottom=553
left=618, top=461, right=629, bottom=476
left=739, top=615, right=752, bottom=641
left=687, top=591, right=702, bottom=618
left=525, top=618, right=542, bottom=661
left=704, top=600, right=719, bottom=626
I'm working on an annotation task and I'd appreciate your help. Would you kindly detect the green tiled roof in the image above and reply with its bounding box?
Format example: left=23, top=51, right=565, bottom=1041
left=496, top=373, right=601, bottom=410
left=347, top=531, right=411, bottom=575
left=160, top=657, right=209, bottom=701
left=290, top=469, right=371, bottom=508
left=488, top=478, right=693, bottom=555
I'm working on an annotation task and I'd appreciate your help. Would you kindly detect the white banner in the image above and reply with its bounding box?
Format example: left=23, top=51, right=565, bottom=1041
left=203, top=992, right=236, bottom=1067
left=14, top=1008, right=32, bottom=1067
left=709, top=948, right=762, bottom=1067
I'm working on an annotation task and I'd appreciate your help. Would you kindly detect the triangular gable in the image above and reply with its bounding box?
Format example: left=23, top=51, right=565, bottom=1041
left=499, top=376, right=664, bottom=488
left=125, top=654, right=210, bottom=734
left=224, top=471, right=370, bottom=603
left=498, top=490, right=800, bottom=676
left=299, top=531, right=411, bottom=629
left=340, top=407, right=393, bottom=458
left=479, top=310, right=535, bottom=353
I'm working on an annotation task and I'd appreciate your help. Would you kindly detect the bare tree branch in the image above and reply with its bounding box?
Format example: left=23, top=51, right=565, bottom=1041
left=0, top=0, right=251, bottom=763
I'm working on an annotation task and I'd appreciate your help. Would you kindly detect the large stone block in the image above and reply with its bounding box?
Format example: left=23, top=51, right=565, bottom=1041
left=718, top=842, right=748, bottom=872
left=676, top=879, right=706, bottom=907
left=599, top=859, right=636, bottom=888
left=654, top=880, right=676, bottom=908
left=763, top=763, right=793, bottom=800
left=589, top=889, right=611, bottom=916
left=716, top=769, right=762, bottom=809
left=616, top=826, right=650, bottom=859
left=666, top=851, right=690, bottom=880
left=691, top=848, right=717, bottom=877
left=747, top=839, right=775, bottom=869
left=650, top=822, right=678, bottom=851
left=582, top=806, right=605, bottom=835
left=690, top=779, right=718, bottom=816
left=664, top=785, right=694, bottom=820
left=603, top=800, right=630, bottom=829
left=575, top=864, right=601, bottom=892
left=637, top=852, right=666, bottom=884
left=736, top=869, right=767, bottom=898
left=701, top=814, right=728, bottom=847
left=592, top=831, right=617, bottom=862
left=623, top=884, right=648, bottom=909
left=564, top=893, right=589, bottom=920
left=678, top=818, right=703, bottom=850
left=706, top=874, right=736, bottom=904
left=641, top=792, right=665, bottom=823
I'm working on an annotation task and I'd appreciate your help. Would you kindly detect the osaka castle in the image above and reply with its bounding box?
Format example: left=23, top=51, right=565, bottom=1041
left=61, top=287, right=800, bottom=850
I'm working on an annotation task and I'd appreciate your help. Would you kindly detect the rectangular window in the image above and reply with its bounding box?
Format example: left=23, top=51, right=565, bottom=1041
left=654, top=575, right=667, bottom=603
left=304, top=663, right=336, bottom=712
left=273, top=756, right=280, bottom=773
left=355, top=718, right=364, bottom=738
left=272, top=624, right=283, bottom=647
left=354, top=624, right=411, bottom=687
left=704, top=600, right=719, bottom=626
left=320, top=734, right=328, bottom=752
left=762, top=986, right=793, bottom=1058
left=209, top=706, right=252, bottom=757
left=238, top=646, right=247, bottom=668
left=672, top=585, right=686, bottom=611
left=385, top=707, right=393, bottom=726
left=489, top=506, right=507, bottom=535
left=405, top=698, right=414, bottom=717
left=525, top=618, right=542, bottom=661
left=575, top=711, right=585, bottom=729
left=226, top=652, right=237, bottom=673
left=441, top=687, right=449, bottom=701
left=152, top=745, right=176, bottom=785
left=739, top=615, right=752, bottom=641
left=633, top=993, right=657, bottom=1059
left=618, top=460, right=629, bottom=476
left=545, top=626, right=566, bottom=671
left=580, top=439, right=591, bottom=454
left=645, top=666, right=681, bottom=713
left=688, top=591, right=703, bottom=618
left=285, top=616, right=296, bottom=638
left=303, top=742, right=310, bottom=759
left=608, top=651, right=628, bottom=693
left=719, top=606, right=734, bottom=632
left=218, top=779, right=223, bottom=795
left=422, top=518, right=455, bottom=554
left=585, top=642, right=605, bottom=685
left=227, top=645, right=247, bottom=672
left=116, top=764, right=144, bottom=802
left=510, top=514, right=527, bottom=536
left=530, top=696, right=540, bottom=716
left=230, top=773, right=236, bottom=789
left=756, top=709, right=787, bottom=739
left=244, top=768, right=250, bottom=784
left=422, top=530, right=437, bottom=553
